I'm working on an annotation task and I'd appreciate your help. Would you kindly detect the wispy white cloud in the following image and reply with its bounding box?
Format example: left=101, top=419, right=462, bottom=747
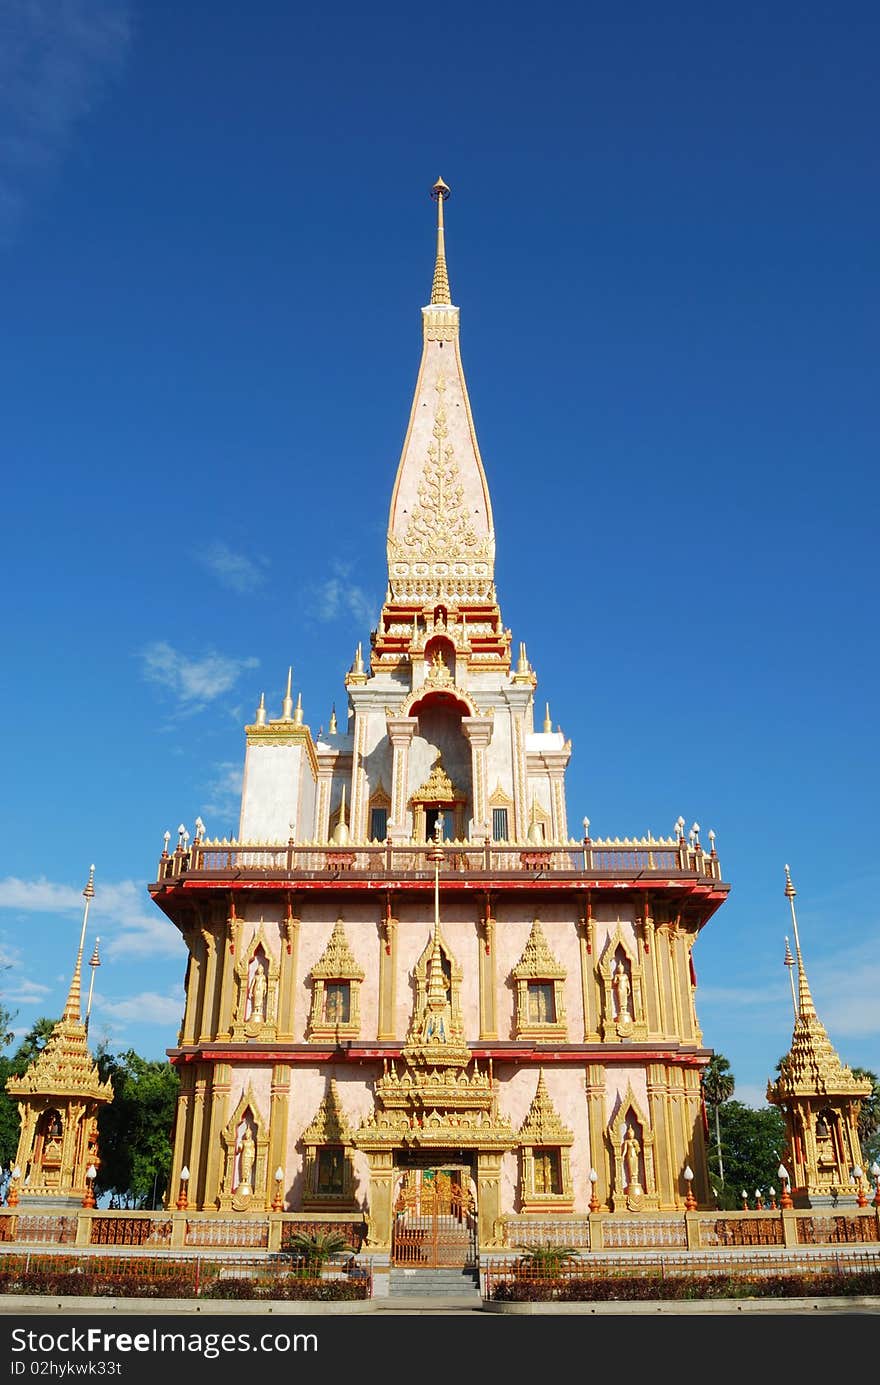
left=196, top=542, right=268, bottom=595
left=139, top=642, right=259, bottom=712
left=0, top=874, right=183, bottom=960
left=4, top=978, right=51, bottom=1006
left=94, top=991, right=183, bottom=1026
left=0, top=0, right=132, bottom=240
left=309, top=562, right=377, bottom=628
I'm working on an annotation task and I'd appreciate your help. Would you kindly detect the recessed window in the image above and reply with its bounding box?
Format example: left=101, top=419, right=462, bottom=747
left=370, top=806, right=388, bottom=842
left=317, top=1148, right=345, bottom=1196
left=492, top=807, right=509, bottom=841
left=533, top=1150, right=562, bottom=1195
left=527, top=982, right=556, bottom=1025
left=324, top=982, right=350, bottom=1025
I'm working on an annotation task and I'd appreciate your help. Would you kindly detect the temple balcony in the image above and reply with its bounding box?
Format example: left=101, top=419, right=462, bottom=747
left=152, top=831, right=724, bottom=888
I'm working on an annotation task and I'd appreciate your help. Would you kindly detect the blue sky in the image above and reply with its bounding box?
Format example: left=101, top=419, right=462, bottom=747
left=0, top=1, right=877, bottom=1108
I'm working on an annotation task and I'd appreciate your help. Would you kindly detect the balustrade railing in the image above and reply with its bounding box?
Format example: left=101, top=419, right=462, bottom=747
left=156, top=835, right=722, bottom=883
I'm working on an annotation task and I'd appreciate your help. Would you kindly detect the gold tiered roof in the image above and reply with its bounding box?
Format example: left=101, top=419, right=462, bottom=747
left=768, top=866, right=871, bottom=1103
left=7, top=867, right=112, bottom=1105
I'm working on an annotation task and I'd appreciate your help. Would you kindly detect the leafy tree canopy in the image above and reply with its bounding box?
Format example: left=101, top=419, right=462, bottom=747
left=95, top=1046, right=180, bottom=1209
left=852, top=1067, right=880, bottom=1172
left=708, top=1100, right=787, bottom=1209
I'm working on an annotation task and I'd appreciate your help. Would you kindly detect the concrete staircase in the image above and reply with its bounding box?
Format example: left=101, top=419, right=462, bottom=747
left=388, top=1266, right=482, bottom=1301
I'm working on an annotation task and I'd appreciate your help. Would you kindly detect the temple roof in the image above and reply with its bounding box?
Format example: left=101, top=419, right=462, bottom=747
left=386, top=178, right=495, bottom=596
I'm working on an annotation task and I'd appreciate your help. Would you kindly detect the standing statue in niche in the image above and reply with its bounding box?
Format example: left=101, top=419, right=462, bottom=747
left=612, top=960, right=632, bottom=1022
left=249, top=964, right=267, bottom=1022
left=236, top=1127, right=256, bottom=1194
left=621, top=1123, right=643, bottom=1195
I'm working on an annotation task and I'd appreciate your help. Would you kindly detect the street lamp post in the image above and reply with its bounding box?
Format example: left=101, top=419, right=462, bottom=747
left=588, top=1168, right=600, bottom=1213
left=683, top=1165, right=696, bottom=1211
left=272, top=1166, right=285, bottom=1212
left=176, top=1166, right=190, bottom=1211
left=82, top=1164, right=98, bottom=1209
left=778, top=1163, right=793, bottom=1209
left=852, top=1166, right=867, bottom=1208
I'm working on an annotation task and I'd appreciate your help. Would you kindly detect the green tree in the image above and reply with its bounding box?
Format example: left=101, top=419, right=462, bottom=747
left=852, top=1067, right=880, bottom=1174
left=95, top=1048, right=180, bottom=1209
left=0, top=1018, right=60, bottom=1169
left=701, top=1053, right=735, bottom=1188
left=712, top=1100, right=786, bottom=1209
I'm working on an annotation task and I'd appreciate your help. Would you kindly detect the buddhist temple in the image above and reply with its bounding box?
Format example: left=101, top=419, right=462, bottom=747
left=5, top=866, right=112, bottom=1208
left=149, top=179, right=733, bottom=1259
left=767, top=865, right=872, bottom=1207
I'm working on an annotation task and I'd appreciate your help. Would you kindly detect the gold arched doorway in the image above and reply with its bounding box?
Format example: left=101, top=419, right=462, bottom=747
left=391, top=1161, right=477, bottom=1267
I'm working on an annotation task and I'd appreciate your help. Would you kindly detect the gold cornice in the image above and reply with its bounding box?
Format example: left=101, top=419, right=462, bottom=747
left=245, top=721, right=319, bottom=779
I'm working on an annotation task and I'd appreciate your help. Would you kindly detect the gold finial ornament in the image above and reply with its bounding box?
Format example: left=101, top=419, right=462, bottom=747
left=328, top=704, right=337, bottom=735
left=543, top=702, right=552, bottom=733
left=82, top=865, right=96, bottom=903
left=331, top=786, right=351, bottom=847
left=293, top=692, right=303, bottom=726
left=255, top=692, right=267, bottom=726
left=430, top=176, right=452, bottom=306
left=281, top=667, right=294, bottom=720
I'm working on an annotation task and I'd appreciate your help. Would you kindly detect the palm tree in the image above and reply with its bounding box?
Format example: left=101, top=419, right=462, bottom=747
left=285, top=1228, right=353, bottom=1277
left=701, top=1054, right=735, bottom=1187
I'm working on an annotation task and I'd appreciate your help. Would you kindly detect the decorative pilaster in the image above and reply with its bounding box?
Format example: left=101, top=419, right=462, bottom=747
left=167, top=1073, right=192, bottom=1211
left=377, top=897, right=398, bottom=1040
left=478, top=895, right=497, bottom=1040
left=189, top=1073, right=207, bottom=1209
left=180, top=925, right=202, bottom=1045
left=363, top=1150, right=395, bottom=1250
left=386, top=716, right=418, bottom=840
left=646, top=1062, right=675, bottom=1207
left=350, top=709, right=369, bottom=842
left=278, top=899, right=300, bottom=1040
left=461, top=715, right=492, bottom=838
left=217, top=899, right=242, bottom=1038
left=268, top=1064, right=291, bottom=1206
left=476, top=1150, right=505, bottom=1249
left=203, top=1063, right=231, bottom=1209
left=197, top=927, right=219, bottom=1043
left=578, top=896, right=599, bottom=1041
left=585, top=1063, right=607, bottom=1206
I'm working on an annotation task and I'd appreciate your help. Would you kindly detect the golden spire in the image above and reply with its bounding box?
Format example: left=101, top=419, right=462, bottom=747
left=430, top=177, right=451, bottom=306
left=255, top=692, right=267, bottom=726
left=281, top=667, right=294, bottom=720
left=783, top=935, right=797, bottom=1019
left=543, top=702, right=552, bottom=733
left=328, top=704, right=337, bottom=735
left=331, top=786, right=350, bottom=846
left=293, top=692, right=303, bottom=726
left=784, top=864, right=817, bottom=1019
left=85, top=938, right=101, bottom=1035
left=63, top=865, right=95, bottom=1024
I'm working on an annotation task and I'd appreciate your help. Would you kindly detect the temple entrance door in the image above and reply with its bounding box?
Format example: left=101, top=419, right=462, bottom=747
left=391, top=1164, right=477, bottom=1267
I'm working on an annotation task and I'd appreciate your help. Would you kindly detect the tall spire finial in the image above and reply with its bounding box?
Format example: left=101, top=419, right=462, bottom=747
left=430, top=177, right=451, bottom=306
left=85, top=937, right=101, bottom=1035
left=64, top=865, right=95, bottom=1024
left=784, top=864, right=817, bottom=1019
left=281, top=667, right=294, bottom=720
left=543, top=702, right=552, bottom=733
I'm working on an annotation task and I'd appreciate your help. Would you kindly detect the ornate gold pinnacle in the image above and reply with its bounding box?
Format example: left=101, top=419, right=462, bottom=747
left=430, top=177, right=451, bottom=306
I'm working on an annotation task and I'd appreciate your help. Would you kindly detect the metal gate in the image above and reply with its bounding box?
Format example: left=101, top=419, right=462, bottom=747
left=391, top=1170, right=477, bottom=1268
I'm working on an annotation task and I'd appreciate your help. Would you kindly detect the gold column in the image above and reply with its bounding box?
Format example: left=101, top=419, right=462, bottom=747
left=478, top=896, right=497, bottom=1040
left=585, top=1063, right=607, bottom=1206
left=378, top=897, right=398, bottom=1040
left=461, top=717, right=492, bottom=839
left=203, top=1063, right=231, bottom=1209
left=197, top=928, right=219, bottom=1043
left=386, top=717, right=418, bottom=840
left=647, top=1063, right=675, bottom=1207
left=578, top=896, right=599, bottom=1041
left=269, top=1064, right=291, bottom=1200
left=683, top=1067, right=709, bottom=1204
left=217, top=899, right=242, bottom=1038
left=167, top=1072, right=192, bottom=1210
left=350, top=710, right=369, bottom=842
left=642, top=906, right=663, bottom=1038
left=189, top=1072, right=207, bottom=1209
left=278, top=900, right=300, bottom=1040
left=476, top=1151, right=505, bottom=1249
left=180, top=926, right=202, bottom=1045
left=363, top=1150, right=395, bottom=1251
